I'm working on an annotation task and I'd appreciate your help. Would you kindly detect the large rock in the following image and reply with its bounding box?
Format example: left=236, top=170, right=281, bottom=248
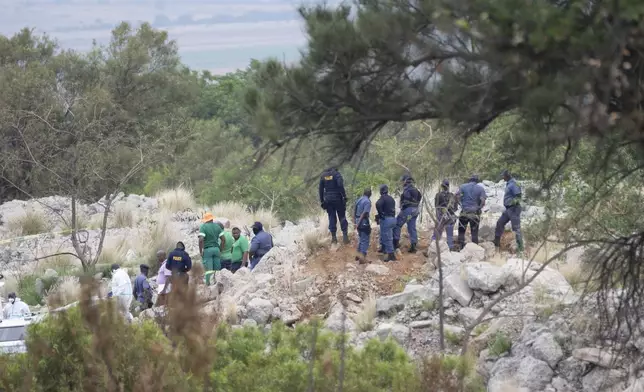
left=502, top=258, right=577, bottom=304
left=246, top=297, right=274, bottom=325
left=623, top=378, right=644, bottom=392
left=43, top=268, right=59, bottom=280
left=515, top=356, right=554, bottom=391
left=458, top=307, right=482, bottom=326
left=375, top=323, right=411, bottom=346
left=530, top=333, right=564, bottom=368
left=375, top=284, right=437, bottom=315
left=572, top=347, right=623, bottom=369
left=466, top=263, right=508, bottom=292
left=582, top=368, right=626, bottom=392
left=324, top=304, right=356, bottom=333
left=461, top=243, right=486, bottom=263
left=444, top=273, right=473, bottom=306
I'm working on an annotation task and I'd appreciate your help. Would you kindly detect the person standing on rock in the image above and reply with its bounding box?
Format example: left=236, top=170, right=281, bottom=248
left=108, top=264, right=133, bottom=323
left=494, top=170, right=524, bottom=252
left=166, top=241, right=192, bottom=285
left=199, top=212, right=226, bottom=285
left=393, top=174, right=422, bottom=253
left=319, top=167, right=349, bottom=245
left=133, top=264, right=153, bottom=311
left=155, top=250, right=172, bottom=306
left=231, top=227, right=250, bottom=271
left=434, top=179, right=458, bottom=250
left=249, top=221, right=273, bottom=270
left=376, top=185, right=397, bottom=262
left=218, top=222, right=235, bottom=272
left=457, top=175, right=487, bottom=250
left=354, top=188, right=372, bottom=264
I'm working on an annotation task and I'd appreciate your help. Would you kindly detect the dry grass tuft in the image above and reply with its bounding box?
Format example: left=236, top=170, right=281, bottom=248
left=157, top=186, right=196, bottom=213
left=112, top=203, right=137, bottom=228
left=46, top=276, right=82, bottom=307
left=133, top=213, right=181, bottom=267
left=352, top=294, right=377, bottom=332
left=303, top=229, right=328, bottom=255
left=97, top=236, right=129, bottom=266
left=8, top=208, right=50, bottom=236
left=207, top=201, right=278, bottom=229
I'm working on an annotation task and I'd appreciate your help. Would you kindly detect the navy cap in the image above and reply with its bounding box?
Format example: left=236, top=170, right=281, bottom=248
left=252, top=221, right=263, bottom=230
left=442, top=179, right=450, bottom=187
left=500, top=169, right=510, bottom=178
left=470, top=174, right=480, bottom=183
left=379, top=184, right=389, bottom=194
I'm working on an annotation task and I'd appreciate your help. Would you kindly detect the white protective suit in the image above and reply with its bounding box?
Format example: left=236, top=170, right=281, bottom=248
left=110, top=268, right=133, bottom=322
left=3, top=298, right=31, bottom=319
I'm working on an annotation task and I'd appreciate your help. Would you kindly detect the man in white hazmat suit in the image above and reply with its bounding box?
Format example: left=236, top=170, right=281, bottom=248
left=3, top=292, right=31, bottom=319
left=108, top=264, right=133, bottom=323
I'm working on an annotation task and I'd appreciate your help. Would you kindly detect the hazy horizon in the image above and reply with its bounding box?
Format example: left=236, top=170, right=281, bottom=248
left=0, top=0, right=338, bottom=74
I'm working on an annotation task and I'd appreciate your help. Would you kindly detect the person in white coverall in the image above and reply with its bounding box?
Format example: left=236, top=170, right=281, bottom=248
left=108, top=264, right=133, bottom=323
left=3, top=292, right=31, bottom=319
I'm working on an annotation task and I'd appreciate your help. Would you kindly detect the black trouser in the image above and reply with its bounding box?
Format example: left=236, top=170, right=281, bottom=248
left=458, top=212, right=480, bottom=249
left=221, top=259, right=233, bottom=271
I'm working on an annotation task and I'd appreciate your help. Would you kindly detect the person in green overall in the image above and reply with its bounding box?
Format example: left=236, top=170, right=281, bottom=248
left=199, top=212, right=226, bottom=285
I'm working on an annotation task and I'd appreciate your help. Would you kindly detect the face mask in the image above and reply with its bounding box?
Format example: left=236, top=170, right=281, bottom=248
left=9, top=298, right=15, bottom=304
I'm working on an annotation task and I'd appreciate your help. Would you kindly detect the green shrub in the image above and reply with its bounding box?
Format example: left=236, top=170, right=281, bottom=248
left=488, top=332, right=512, bottom=356
left=0, top=283, right=484, bottom=392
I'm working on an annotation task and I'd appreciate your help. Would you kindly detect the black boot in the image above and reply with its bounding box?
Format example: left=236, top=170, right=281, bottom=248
left=393, top=239, right=400, bottom=250
left=386, top=252, right=397, bottom=262
left=331, top=233, right=338, bottom=244
left=409, top=243, right=417, bottom=253
left=342, top=232, right=349, bottom=244
left=378, top=246, right=385, bottom=254
left=493, top=236, right=501, bottom=249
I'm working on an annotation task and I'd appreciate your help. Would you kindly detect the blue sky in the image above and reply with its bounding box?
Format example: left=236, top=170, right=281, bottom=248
left=0, top=0, right=337, bottom=74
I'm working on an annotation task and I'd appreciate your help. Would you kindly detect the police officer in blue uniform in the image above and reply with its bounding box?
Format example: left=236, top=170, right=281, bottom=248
left=319, top=167, right=349, bottom=244
left=376, top=184, right=397, bottom=262
left=393, top=174, right=423, bottom=253
left=494, top=170, right=524, bottom=252
left=457, top=175, right=487, bottom=250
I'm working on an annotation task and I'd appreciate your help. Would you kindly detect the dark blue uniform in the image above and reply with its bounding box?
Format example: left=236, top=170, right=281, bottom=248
left=319, top=168, right=348, bottom=237
left=393, top=179, right=422, bottom=249
left=376, top=193, right=397, bottom=254
left=166, top=247, right=192, bottom=282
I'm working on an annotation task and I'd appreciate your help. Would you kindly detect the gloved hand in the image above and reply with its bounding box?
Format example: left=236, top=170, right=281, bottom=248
left=320, top=201, right=326, bottom=210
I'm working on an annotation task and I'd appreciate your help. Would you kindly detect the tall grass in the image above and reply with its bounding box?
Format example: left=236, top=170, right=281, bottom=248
left=352, top=294, right=377, bottom=332
left=111, top=203, right=137, bottom=228
left=208, top=201, right=278, bottom=229
left=46, top=276, right=82, bottom=307
left=157, top=186, right=196, bottom=213
left=7, top=209, right=50, bottom=236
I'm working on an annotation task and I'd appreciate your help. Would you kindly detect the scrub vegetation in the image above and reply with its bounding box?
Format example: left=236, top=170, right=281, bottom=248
left=2, top=0, right=644, bottom=389
left=0, top=283, right=484, bottom=392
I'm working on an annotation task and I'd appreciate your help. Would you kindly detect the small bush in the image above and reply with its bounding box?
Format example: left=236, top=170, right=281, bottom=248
left=487, top=332, right=512, bottom=356
left=157, top=186, right=196, bottom=213
left=16, top=274, right=45, bottom=306
left=472, top=323, right=489, bottom=337
left=445, top=330, right=462, bottom=345
left=419, top=354, right=485, bottom=392
left=352, top=294, right=377, bottom=332
left=8, top=209, right=50, bottom=236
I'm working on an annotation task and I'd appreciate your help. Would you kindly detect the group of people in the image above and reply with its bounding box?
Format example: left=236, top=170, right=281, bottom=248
left=106, top=215, right=275, bottom=322
left=319, top=167, right=524, bottom=263
left=320, top=168, right=423, bottom=263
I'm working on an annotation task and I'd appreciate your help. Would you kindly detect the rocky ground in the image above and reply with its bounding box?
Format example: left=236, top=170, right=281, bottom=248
left=1, top=181, right=643, bottom=391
